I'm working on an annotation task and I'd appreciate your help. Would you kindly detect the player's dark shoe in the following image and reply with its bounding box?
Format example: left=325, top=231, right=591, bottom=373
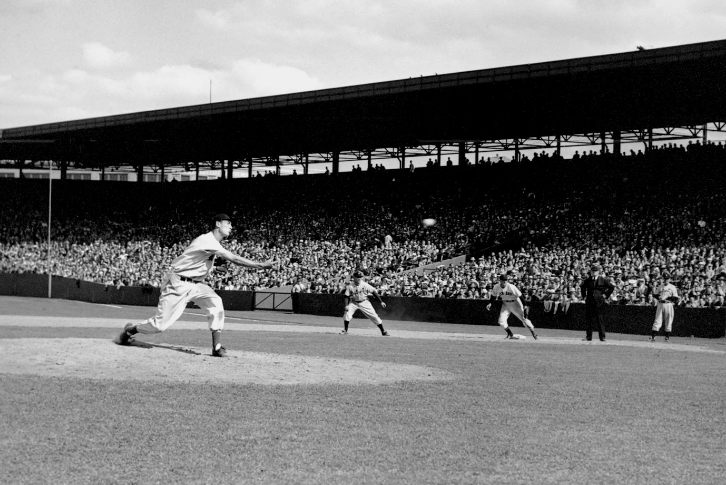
left=582, top=338, right=592, bottom=341
left=212, top=346, right=228, bottom=357
left=648, top=337, right=656, bottom=342
left=600, top=339, right=607, bottom=343
left=664, top=336, right=669, bottom=342
left=117, top=323, right=135, bottom=346
left=381, top=331, right=390, bottom=336
left=531, top=332, right=538, bottom=340
left=340, top=330, right=348, bottom=335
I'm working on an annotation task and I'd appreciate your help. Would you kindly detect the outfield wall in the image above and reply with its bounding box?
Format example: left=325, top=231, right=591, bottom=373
left=0, top=273, right=254, bottom=313
left=292, top=293, right=726, bottom=339
left=1, top=273, right=724, bottom=338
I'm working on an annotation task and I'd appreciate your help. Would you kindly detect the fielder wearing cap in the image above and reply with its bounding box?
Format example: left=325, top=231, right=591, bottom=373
left=651, top=274, right=678, bottom=342
left=341, top=271, right=389, bottom=336
left=487, top=271, right=538, bottom=340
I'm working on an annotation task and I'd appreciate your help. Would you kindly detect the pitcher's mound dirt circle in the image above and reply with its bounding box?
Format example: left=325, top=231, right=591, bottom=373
left=0, top=338, right=454, bottom=385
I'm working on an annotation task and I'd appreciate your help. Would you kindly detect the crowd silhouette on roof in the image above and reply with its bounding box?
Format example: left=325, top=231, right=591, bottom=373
left=3, top=139, right=726, bottom=308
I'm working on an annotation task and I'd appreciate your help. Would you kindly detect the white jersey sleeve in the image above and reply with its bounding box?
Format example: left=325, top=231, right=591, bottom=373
left=171, top=232, right=225, bottom=280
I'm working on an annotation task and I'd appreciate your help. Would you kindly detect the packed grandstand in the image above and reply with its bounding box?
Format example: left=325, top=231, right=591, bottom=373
left=3, top=139, right=726, bottom=309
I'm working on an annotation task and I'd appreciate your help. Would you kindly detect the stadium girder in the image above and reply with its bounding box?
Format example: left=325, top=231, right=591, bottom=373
left=1, top=39, right=726, bottom=175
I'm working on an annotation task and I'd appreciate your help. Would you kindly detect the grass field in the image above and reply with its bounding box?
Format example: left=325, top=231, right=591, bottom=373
left=1, top=296, right=725, bottom=484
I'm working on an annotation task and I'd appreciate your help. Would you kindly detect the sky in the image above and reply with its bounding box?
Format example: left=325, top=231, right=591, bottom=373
left=1, top=0, right=725, bottom=175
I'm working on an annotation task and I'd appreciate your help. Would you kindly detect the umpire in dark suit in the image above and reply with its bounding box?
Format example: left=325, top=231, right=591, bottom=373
left=580, top=264, right=615, bottom=342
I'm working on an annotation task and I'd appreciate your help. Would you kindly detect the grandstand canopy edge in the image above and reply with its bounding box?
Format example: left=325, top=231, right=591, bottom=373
left=2, top=39, right=726, bottom=175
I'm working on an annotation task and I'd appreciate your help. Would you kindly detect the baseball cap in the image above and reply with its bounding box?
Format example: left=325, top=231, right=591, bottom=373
left=214, top=213, right=232, bottom=223
left=499, top=273, right=508, bottom=280
left=353, top=271, right=363, bottom=278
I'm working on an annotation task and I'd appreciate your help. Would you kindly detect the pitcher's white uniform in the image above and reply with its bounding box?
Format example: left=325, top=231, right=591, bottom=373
left=653, top=282, right=678, bottom=333
left=344, top=280, right=383, bottom=325
left=135, top=232, right=226, bottom=335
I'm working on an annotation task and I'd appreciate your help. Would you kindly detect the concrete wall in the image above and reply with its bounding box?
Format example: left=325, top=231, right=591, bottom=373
left=0, top=273, right=254, bottom=311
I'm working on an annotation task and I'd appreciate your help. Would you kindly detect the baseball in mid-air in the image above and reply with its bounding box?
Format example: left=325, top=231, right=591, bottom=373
left=422, top=218, right=436, bottom=227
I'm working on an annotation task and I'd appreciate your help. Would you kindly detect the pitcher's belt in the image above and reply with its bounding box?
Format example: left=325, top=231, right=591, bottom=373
left=178, top=275, right=202, bottom=284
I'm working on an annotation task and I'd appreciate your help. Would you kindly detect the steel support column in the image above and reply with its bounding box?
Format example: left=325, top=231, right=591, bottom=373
left=332, top=151, right=340, bottom=174
left=613, top=131, right=621, bottom=156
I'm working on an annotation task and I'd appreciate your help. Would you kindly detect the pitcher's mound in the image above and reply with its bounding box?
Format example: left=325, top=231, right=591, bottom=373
left=0, top=338, right=454, bottom=386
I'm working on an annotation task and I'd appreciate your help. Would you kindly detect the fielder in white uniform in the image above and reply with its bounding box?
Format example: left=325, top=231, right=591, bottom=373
left=117, top=213, right=277, bottom=357
left=341, top=271, right=389, bottom=336
left=651, top=275, right=678, bottom=342
left=487, top=273, right=538, bottom=340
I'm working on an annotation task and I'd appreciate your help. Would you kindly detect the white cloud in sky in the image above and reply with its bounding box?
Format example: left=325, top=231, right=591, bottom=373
left=82, top=43, right=131, bottom=68
left=0, top=53, right=324, bottom=127
left=2, top=0, right=726, bottom=128
left=194, top=8, right=229, bottom=30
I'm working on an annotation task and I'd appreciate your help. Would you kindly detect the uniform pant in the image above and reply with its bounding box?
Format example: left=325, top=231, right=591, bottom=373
left=584, top=302, right=606, bottom=341
left=498, top=301, right=534, bottom=330
left=344, top=300, right=382, bottom=325
left=653, top=302, right=674, bottom=333
left=135, top=273, right=225, bottom=335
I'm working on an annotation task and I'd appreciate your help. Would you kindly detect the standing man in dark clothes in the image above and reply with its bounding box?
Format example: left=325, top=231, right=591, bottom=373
left=580, top=264, right=615, bottom=342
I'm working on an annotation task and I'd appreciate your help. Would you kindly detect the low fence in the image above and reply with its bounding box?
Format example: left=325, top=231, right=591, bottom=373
left=292, top=293, right=726, bottom=339
left=1, top=273, right=724, bottom=338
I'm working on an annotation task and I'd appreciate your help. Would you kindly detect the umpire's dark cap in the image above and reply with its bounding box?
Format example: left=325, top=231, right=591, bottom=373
left=214, top=213, right=232, bottom=223
left=499, top=273, right=508, bottom=280
left=353, top=271, right=363, bottom=278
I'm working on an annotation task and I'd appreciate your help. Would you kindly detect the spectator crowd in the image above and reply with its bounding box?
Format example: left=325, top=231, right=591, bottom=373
left=3, top=139, right=726, bottom=308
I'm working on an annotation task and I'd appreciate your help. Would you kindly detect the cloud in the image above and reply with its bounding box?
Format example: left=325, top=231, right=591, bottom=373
left=194, top=8, right=229, bottom=30
left=82, top=43, right=132, bottom=68
left=0, top=57, right=324, bottom=127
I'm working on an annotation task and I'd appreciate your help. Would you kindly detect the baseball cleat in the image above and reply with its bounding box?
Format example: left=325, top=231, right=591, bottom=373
left=212, top=346, right=228, bottom=357
left=340, top=330, right=348, bottom=335
left=381, top=331, right=390, bottom=336
left=531, top=332, right=538, bottom=340
left=664, top=336, right=669, bottom=342
left=649, top=337, right=656, bottom=342
left=117, top=323, right=135, bottom=346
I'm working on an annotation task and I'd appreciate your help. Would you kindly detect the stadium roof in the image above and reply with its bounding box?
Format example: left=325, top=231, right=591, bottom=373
left=2, top=38, right=726, bottom=172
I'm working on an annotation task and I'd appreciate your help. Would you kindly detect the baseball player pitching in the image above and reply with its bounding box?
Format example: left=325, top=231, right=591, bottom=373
left=117, top=213, right=277, bottom=357
left=341, top=271, right=389, bottom=336
left=651, top=275, right=678, bottom=341
left=487, top=272, right=538, bottom=340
